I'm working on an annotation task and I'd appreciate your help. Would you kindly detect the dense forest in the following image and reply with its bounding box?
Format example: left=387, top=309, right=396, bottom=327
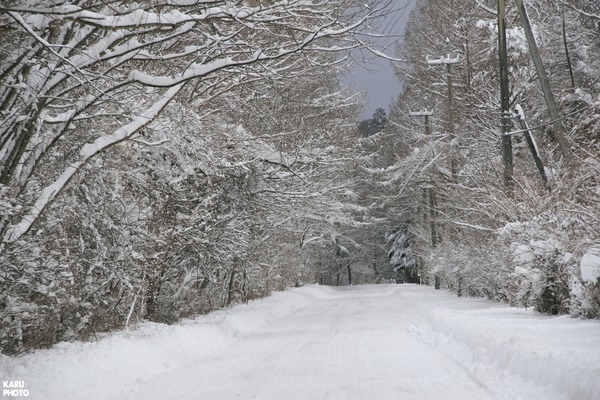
left=1, top=0, right=599, bottom=355
left=384, top=0, right=600, bottom=316
left=0, top=0, right=403, bottom=355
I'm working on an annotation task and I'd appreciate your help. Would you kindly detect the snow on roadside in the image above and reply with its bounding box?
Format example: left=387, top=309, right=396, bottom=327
left=1, top=284, right=599, bottom=400
left=0, top=286, right=337, bottom=400
left=404, top=288, right=600, bottom=400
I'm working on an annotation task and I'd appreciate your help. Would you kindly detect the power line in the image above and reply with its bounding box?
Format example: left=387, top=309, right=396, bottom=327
left=503, top=104, right=592, bottom=137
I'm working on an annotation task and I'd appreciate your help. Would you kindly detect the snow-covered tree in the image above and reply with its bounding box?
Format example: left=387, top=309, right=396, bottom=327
left=380, top=0, right=600, bottom=314
left=0, top=0, right=390, bottom=353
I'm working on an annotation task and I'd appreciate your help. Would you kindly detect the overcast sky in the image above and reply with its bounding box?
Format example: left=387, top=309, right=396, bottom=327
left=346, top=0, right=417, bottom=120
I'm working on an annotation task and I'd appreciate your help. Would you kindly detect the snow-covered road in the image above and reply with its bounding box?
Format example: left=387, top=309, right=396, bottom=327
left=139, top=285, right=493, bottom=400
left=2, top=285, right=599, bottom=400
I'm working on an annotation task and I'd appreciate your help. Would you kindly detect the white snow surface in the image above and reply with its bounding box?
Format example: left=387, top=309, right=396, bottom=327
left=1, top=285, right=599, bottom=400
left=580, top=248, right=600, bottom=283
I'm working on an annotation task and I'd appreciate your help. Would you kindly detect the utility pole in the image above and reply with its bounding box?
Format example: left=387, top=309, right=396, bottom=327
left=409, top=109, right=433, bottom=136
left=516, top=0, right=573, bottom=166
left=514, top=104, right=548, bottom=185
left=426, top=54, right=459, bottom=180
left=498, top=0, right=513, bottom=188
left=409, top=110, right=435, bottom=229
left=427, top=183, right=440, bottom=290
left=409, top=109, right=440, bottom=289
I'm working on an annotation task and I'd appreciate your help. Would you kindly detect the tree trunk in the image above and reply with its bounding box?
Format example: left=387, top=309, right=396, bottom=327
left=347, top=262, right=352, bottom=285
left=226, top=270, right=236, bottom=307
left=428, top=187, right=438, bottom=248
left=562, top=6, right=576, bottom=90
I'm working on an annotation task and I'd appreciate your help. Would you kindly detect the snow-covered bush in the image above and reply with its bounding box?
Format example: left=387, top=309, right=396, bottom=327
left=498, top=208, right=600, bottom=316
left=578, top=247, right=600, bottom=317
left=504, top=236, right=569, bottom=314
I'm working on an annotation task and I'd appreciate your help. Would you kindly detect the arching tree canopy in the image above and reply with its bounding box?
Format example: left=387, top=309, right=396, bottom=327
left=0, top=0, right=402, bottom=354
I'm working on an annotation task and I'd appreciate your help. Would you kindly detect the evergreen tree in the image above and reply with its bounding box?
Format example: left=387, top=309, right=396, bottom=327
left=372, top=107, right=387, bottom=132
left=358, top=107, right=387, bottom=137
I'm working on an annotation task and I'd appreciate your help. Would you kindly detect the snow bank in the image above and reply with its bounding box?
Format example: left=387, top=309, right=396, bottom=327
left=405, top=288, right=600, bottom=400
left=0, top=286, right=336, bottom=400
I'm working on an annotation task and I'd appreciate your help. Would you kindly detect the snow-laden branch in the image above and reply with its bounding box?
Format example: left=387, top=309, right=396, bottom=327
left=365, top=47, right=406, bottom=63
left=408, top=110, right=434, bottom=116
left=2, top=0, right=379, bottom=242
left=2, top=0, right=322, bottom=29
left=128, top=55, right=245, bottom=87
left=3, top=4, right=226, bottom=28
left=558, top=0, right=600, bottom=20
left=449, top=220, right=494, bottom=232
left=301, top=234, right=325, bottom=248
left=127, top=17, right=371, bottom=87
left=426, top=55, right=460, bottom=65
left=8, top=11, right=92, bottom=86
left=132, top=137, right=171, bottom=147
left=5, top=84, right=183, bottom=243
left=475, top=0, right=497, bottom=16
